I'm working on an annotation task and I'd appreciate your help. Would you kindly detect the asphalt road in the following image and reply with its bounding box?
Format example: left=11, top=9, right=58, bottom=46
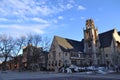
left=0, top=75, right=3, bottom=80
left=1, top=71, right=120, bottom=80
left=14, top=76, right=120, bottom=80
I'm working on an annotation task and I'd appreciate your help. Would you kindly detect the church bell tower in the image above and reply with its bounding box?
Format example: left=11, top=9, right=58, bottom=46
left=84, top=19, right=99, bottom=66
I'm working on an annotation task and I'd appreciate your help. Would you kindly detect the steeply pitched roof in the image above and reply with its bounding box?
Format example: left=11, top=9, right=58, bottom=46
left=54, top=36, right=84, bottom=52
left=118, top=31, right=120, bottom=35
left=99, top=29, right=114, bottom=48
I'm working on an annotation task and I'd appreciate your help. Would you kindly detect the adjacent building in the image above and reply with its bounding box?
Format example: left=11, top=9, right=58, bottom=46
left=22, top=44, right=48, bottom=70
left=47, top=36, right=84, bottom=71
left=99, top=29, right=120, bottom=67
left=7, top=55, right=22, bottom=70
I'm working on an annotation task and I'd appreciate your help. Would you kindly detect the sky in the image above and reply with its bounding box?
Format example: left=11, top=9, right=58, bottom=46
left=0, top=0, right=120, bottom=41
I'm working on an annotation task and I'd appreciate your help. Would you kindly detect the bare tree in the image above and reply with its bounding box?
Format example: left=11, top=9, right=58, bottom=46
left=13, top=36, right=26, bottom=56
left=26, top=33, right=50, bottom=52
left=27, top=34, right=42, bottom=46
left=0, top=34, right=15, bottom=71
left=0, top=33, right=50, bottom=71
left=11, top=36, right=27, bottom=70
left=26, top=34, right=42, bottom=63
left=41, top=36, right=51, bottom=52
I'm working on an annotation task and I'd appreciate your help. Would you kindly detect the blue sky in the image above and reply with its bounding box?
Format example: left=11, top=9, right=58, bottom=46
left=0, top=0, right=120, bottom=41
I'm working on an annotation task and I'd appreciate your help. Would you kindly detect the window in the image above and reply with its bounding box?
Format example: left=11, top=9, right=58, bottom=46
left=65, top=52, right=67, bottom=56
left=49, top=63, right=50, bottom=66
left=78, top=54, right=80, bottom=57
left=59, top=63, right=61, bottom=66
left=55, top=61, right=57, bottom=66
left=106, top=54, right=108, bottom=57
left=52, top=61, right=54, bottom=66
left=59, top=52, right=61, bottom=56
left=71, top=52, right=78, bottom=57
left=71, top=60, right=77, bottom=65
left=49, top=61, right=50, bottom=64
left=59, top=60, right=61, bottom=66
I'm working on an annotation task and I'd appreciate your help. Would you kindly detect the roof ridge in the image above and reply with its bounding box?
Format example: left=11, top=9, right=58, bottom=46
left=99, top=29, right=114, bottom=35
left=54, top=35, right=80, bottom=42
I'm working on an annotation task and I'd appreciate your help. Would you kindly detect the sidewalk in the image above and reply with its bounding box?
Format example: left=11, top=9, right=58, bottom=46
left=0, top=70, right=120, bottom=80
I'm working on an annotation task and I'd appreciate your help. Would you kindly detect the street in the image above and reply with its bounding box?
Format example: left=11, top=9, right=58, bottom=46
left=15, top=76, right=120, bottom=80
left=1, top=71, right=120, bottom=80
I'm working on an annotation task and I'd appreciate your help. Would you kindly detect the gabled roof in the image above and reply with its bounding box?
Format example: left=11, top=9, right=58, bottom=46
left=54, top=36, right=84, bottom=52
left=118, top=31, right=120, bottom=35
left=99, top=29, right=114, bottom=48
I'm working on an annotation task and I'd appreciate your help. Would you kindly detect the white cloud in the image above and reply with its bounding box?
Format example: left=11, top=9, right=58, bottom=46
left=0, top=0, right=84, bottom=37
left=0, top=24, right=50, bottom=37
left=70, top=18, right=75, bottom=21
left=0, top=0, right=76, bottom=17
left=81, top=17, right=85, bottom=19
left=58, top=16, right=64, bottom=20
left=31, top=18, right=48, bottom=23
left=66, top=4, right=73, bottom=9
left=78, top=5, right=86, bottom=10
left=69, top=0, right=75, bottom=4
left=0, top=18, right=8, bottom=21
left=32, top=28, right=44, bottom=34
left=0, top=0, right=77, bottom=24
left=53, top=19, right=58, bottom=24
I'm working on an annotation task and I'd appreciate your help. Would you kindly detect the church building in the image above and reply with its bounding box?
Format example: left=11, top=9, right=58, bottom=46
left=47, top=19, right=120, bottom=71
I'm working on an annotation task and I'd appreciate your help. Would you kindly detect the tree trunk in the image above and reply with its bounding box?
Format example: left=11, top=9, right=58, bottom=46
left=2, top=55, right=8, bottom=71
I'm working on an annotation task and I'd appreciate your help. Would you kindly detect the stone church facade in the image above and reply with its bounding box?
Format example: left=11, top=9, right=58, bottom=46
left=84, top=19, right=120, bottom=67
left=47, top=19, right=120, bottom=71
